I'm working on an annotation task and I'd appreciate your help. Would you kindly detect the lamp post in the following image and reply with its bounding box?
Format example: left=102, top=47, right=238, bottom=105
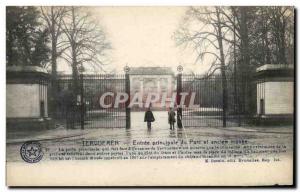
left=124, top=65, right=131, bottom=129
left=78, top=65, right=84, bottom=129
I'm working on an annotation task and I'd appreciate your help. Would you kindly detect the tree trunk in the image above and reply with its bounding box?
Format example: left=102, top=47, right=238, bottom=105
left=279, top=18, right=287, bottom=64
left=71, top=7, right=79, bottom=95
left=72, top=44, right=79, bottom=95
left=50, top=9, right=59, bottom=117
left=216, top=7, right=228, bottom=127
left=239, top=7, right=254, bottom=115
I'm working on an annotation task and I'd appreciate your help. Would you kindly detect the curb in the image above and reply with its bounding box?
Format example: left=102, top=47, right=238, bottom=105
left=6, top=132, right=88, bottom=144
left=212, top=127, right=293, bottom=134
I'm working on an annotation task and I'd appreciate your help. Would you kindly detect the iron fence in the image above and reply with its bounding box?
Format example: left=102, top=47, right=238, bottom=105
left=49, top=74, right=127, bottom=129
left=179, top=74, right=255, bottom=127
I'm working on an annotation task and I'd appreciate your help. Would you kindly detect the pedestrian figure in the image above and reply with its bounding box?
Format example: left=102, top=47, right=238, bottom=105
left=177, top=107, right=183, bottom=128
left=168, top=107, right=176, bottom=130
left=144, top=107, right=155, bottom=129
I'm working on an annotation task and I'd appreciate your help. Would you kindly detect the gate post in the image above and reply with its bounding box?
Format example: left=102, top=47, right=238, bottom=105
left=80, top=74, right=84, bottom=130
left=177, top=65, right=183, bottom=128
left=125, top=66, right=131, bottom=129
left=177, top=71, right=182, bottom=104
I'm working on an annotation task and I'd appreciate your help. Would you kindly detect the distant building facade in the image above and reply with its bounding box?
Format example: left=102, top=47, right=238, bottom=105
left=128, top=67, right=175, bottom=110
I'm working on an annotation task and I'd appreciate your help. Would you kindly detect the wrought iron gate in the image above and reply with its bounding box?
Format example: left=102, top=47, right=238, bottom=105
left=177, top=73, right=253, bottom=127
left=51, top=73, right=129, bottom=129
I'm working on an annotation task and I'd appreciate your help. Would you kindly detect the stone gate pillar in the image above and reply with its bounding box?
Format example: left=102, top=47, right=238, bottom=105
left=255, top=64, right=294, bottom=124
left=6, top=66, right=52, bottom=130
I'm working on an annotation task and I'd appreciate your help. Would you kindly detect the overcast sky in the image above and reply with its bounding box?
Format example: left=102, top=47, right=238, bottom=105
left=57, top=7, right=213, bottom=75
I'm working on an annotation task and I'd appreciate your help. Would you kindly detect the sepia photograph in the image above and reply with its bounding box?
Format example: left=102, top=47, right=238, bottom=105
left=5, top=4, right=295, bottom=187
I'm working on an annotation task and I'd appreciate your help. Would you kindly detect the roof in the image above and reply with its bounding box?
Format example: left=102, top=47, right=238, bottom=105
left=7, top=66, right=49, bottom=74
left=128, top=67, right=174, bottom=75
left=256, top=64, right=294, bottom=72
left=255, top=64, right=294, bottom=79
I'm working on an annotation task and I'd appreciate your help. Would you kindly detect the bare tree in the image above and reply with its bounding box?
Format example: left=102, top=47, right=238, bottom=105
left=175, top=6, right=294, bottom=121
left=40, top=6, right=69, bottom=115
left=61, top=7, right=111, bottom=93
left=40, top=6, right=68, bottom=78
left=174, top=6, right=231, bottom=127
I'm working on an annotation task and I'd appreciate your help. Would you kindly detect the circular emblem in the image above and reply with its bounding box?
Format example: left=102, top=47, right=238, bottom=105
left=177, top=65, right=183, bottom=72
left=124, top=65, right=130, bottom=73
left=20, top=141, right=43, bottom=163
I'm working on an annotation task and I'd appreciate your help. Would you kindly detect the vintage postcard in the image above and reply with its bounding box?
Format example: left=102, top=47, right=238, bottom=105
left=6, top=6, right=294, bottom=186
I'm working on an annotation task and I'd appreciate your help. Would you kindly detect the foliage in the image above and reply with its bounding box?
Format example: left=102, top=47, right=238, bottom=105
left=6, top=6, right=50, bottom=67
